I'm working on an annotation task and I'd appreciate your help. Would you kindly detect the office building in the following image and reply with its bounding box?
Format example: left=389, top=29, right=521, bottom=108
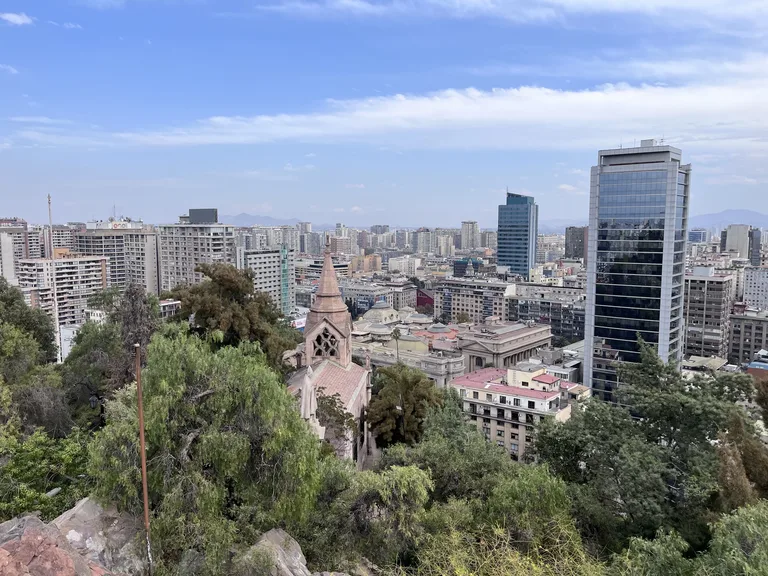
left=330, top=236, right=353, bottom=255
left=297, top=222, right=312, bottom=234
left=75, top=220, right=160, bottom=294
left=498, top=193, right=538, bottom=280
left=339, top=281, right=393, bottom=311
left=683, top=267, right=733, bottom=358
left=506, top=290, right=586, bottom=344
left=236, top=246, right=296, bottom=315
left=388, top=255, right=421, bottom=276
left=434, top=277, right=510, bottom=324
left=18, top=255, right=110, bottom=327
left=720, top=225, right=761, bottom=267
left=744, top=267, right=768, bottom=310
left=730, top=305, right=768, bottom=364
left=158, top=210, right=235, bottom=291
left=381, top=280, right=417, bottom=310
left=584, top=140, right=691, bottom=402
left=370, top=224, right=390, bottom=234
left=688, top=228, right=708, bottom=244
left=461, top=221, right=481, bottom=250
left=565, top=226, right=588, bottom=260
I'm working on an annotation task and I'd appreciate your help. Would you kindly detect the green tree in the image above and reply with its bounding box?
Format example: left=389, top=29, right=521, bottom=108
left=368, top=364, right=442, bottom=448
left=392, top=328, right=401, bottom=362
left=171, top=263, right=301, bottom=373
left=455, top=312, right=471, bottom=324
left=317, top=390, right=357, bottom=459
left=0, top=278, right=57, bottom=363
left=0, top=322, right=40, bottom=386
left=89, top=325, right=322, bottom=575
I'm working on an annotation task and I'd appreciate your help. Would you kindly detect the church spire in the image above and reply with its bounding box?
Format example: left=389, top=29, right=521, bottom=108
left=305, top=240, right=352, bottom=338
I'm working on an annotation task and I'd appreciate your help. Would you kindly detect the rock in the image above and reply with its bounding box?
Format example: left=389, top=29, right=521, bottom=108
left=252, top=529, right=312, bottom=576
left=349, top=558, right=380, bottom=576
left=312, top=572, right=351, bottom=576
left=0, top=514, right=112, bottom=576
left=52, top=498, right=143, bottom=576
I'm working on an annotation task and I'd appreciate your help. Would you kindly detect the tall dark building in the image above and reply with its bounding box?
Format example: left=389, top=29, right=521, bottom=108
left=584, top=140, right=691, bottom=403
left=565, top=226, right=588, bottom=259
left=497, top=193, right=538, bottom=280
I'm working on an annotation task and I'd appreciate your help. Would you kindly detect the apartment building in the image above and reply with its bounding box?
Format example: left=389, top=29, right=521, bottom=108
left=18, top=255, right=110, bottom=327
left=158, top=210, right=235, bottom=291
left=381, top=280, right=417, bottom=310
left=506, top=286, right=586, bottom=344
left=388, top=255, right=422, bottom=276
left=433, top=277, right=511, bottom=323
left=744, top=267, right=768, bottom=310
left=450, top=366, right=586, bottom=461
left=75, top=220, right=160, bottom=294
left=236, top=246, right=296, bottom=315
left=683, top=267, right=733, bottom=358
left=0, top=218, right=29, bottom=276
left=729, top=305, right=768, bottom=365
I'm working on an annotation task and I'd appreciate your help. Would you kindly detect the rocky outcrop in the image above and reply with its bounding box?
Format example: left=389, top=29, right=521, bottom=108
left=51, top=498, right=143, bottom=576
left=0, top=515, right=114, bottom=576
left=252, top=529, right=314, bottom=576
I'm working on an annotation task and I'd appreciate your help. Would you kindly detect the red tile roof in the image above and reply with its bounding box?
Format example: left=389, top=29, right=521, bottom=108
left=532, top=373, right=560, bottom=385
left=312, top=360, right=368, bottom=408
left=450, top=368, right=559, bottom=400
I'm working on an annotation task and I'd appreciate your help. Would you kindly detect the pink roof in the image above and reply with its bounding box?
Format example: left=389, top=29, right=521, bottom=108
left=312, top=361, right=368, bottom=408
left=450, top=368, right=558, bottom=400
left=452, top=367, right=506, bottom=385
left=533, top=373, right=560, bottom=385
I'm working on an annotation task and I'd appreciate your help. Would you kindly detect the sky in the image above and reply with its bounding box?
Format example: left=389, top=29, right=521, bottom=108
left=1, top=0, right=767, bottom=228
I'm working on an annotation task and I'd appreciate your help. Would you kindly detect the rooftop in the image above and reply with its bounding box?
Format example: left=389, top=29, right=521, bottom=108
left=450, top=368, right=559, bottom=400
left=532, top=373, right=560, bottom=385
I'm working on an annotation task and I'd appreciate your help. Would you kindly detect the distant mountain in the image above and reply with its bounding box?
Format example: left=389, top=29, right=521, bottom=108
left=221, top=213, right=301, bottom=227
left=539, top=218, right=588, bottom=234
left=688, top=210, right=768, bottom=230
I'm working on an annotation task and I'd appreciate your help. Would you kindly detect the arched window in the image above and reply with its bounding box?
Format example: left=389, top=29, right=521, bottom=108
left=314, top=327, right=339, bottom=358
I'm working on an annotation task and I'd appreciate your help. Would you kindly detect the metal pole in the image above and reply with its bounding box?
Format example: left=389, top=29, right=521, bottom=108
left=134, top=343, right=153, bottom=574
left=47, top=195, right=61, bottom=363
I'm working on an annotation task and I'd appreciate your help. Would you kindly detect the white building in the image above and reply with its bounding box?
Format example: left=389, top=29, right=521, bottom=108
left=18, top=255, right=110, bottom=327
left=461, top=221, right=481, bottom=250
left=236, top=246, right=296, bottom=315
left=388, top=255, right=422, bottom=276
left=76, top=220, right=160, bottom=294
left=744, top=267, right=768, bottom=310
left=158, top=214, right=235, bottom=292
left=0, top=233, right=18, bottom=285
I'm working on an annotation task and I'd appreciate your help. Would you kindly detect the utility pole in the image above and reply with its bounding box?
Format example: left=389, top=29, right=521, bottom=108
left=134, top=343, right=153, bottom=575
left=48, top=195, right=61, bottom=363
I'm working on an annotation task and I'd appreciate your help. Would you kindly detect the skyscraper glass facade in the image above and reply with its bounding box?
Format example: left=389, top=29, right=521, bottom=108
left=497, top=193, right=538, bottom=281
left=584, top=142, right=691, bottom=403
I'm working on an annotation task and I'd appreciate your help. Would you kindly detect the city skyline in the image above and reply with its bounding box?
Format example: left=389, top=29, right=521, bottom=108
left=1, top=1, right=767, bottom=225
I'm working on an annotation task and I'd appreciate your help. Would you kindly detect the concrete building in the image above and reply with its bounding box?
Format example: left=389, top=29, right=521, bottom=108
left=297, top=222, right=313, bottom=234
left=18, top=255, right=110, bottom=327
left=388, top=255, right=421, bottom=276
left=730, top=306, right=768, bottom=364
left=0, top=233, right=18, bottom=285
left=506, top=290, right=586, bottom=344
left=43, top=225, right=76, bottom=258
left=481, top=230, right=498, bottom=251
left=688, top=228, right=709, bottom=244
left=683, top=267, right=733, bottom=358
left=75, top=220, right=160, bottom=294
left=457, top=321, right=552, bottom=370
left=434, top=277, right=511, bottom=324
left=370, top=225, right=390, bottom=234
left=744, top=267, right=768, bottom=310
left=565, top=226, right=588, bottom=260
left=721, top=225, right=761, bottom=267
left=498, top=193, right=538, bottom=281
left=236, top=246, right=296, bottom=315
left=0, top=218, right=30, bottom=276
left=381, top=280, right=417, bottom=310
left=158, top=210, right=235, bottom=291
left=339, top=281, right=393, bottom=311
left=584, top=140, right=691, bottom=402
left=461, top=221, right=481, bottom=250
left=450, top=366, right=586, bottom=460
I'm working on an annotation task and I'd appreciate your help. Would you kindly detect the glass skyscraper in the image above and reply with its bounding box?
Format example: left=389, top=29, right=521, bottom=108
left=497, top=193, right=538, bottom=281
left=584, top=140, right=691, bottom=402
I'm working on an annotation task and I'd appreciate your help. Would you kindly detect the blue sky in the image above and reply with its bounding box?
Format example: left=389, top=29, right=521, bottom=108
left=1, top=0, right=767, bottom=228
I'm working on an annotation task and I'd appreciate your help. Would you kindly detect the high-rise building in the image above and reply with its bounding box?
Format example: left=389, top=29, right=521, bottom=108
left=565, top=226, right=588, bottom=260
left=720, top=225, right=761, bottom=266
left=497, top=193, right=538, bottom=281
left=688, top=228, right=708, bottom=244
left=18, top=255, right=110, bottom=327
left=297, top=222, right=312, bottom=234
left=0, top=233, right=18, bottom=285
left=683, top=267, right=733, bottom=358
left=584, top=140, right=691, bottom=402
left=461, top=221, right=481, bottom=250
left=480, top=230, right=498, bottom=251
left=75, top=220, right=160, bottom=294
left=729, top=305, right=768, bottom=364
left=236, top=246, right=296, bottom=315
left=370, top=225, right=390, bottom=234
left=388, top=255, right=421, bottom=277
left=744, top=267, right=768, bottom=310
left=0, top=218, right=29, bottom=276
left=43, top=225, right=76, bottom=258
left=433, top=277, right=509, bottom=324
left=158, top=210, right=235, bottom=291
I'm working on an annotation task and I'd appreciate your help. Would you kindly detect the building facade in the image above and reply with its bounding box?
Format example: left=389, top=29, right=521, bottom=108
left=457, top=321, right=552, bottom=370
left=506, top=293, right=585, bottom=344
left=433, top=277, right=510, bottom=324
left=461, top=221, right=481, bottom=250
left=158, top=212, right=235, bottom=291
left=584, top=141, right=691, bottom=402
left=498, top=193, right=538, bottom=280
left=683, top=267, right=733, bottom=358
left=688, top=228, right=708, bottom=244
left=744, top=267, right=768, bottom=310
left=565, top=226, right=588, bottom=260
left=236, top=246, right=296, bottom=315
left=730, top=306, right=768, bottom=365
left=18, top=255, right=110, bottom=327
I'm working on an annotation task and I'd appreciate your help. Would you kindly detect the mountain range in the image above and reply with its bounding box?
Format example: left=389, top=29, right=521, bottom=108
left=221, top=209, right=768, bottom=233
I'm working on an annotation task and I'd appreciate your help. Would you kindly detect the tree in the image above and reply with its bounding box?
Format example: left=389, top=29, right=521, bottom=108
left=368, top=364, right=442, bottom=448
left=317, top=390, right=357, bottom=459
left=392, top=328, right=401, bottom=362
left=0, top=278, right=56, bottom=363
left=89, top=325, right=322, bottom=575
left=408, top=277, right=425, bottom=290
left=171, top=263, right=302, bottom=373
left=455, top=312, right=471, bottom=324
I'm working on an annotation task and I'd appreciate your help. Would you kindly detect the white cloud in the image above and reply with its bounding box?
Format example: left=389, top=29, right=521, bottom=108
left=569, top=169, right=586, bottom=175
left=0, top=12, right=33, bottom=26
left=558, top=184, right=577, bottom=191
left=9, top=116, right=72, bottom=125
left=305, top=152, right=316, bottom=157
left=345, top=183, right=366, bottom=189
left=0, top=64, right=19, bottom=75
left=256, top=0, right=768, bottom=24
left=63, top=22, right=84, bottom=29
left=283, top=162, right=316, bottom=172
left=350, top=205, right=363, bottom=213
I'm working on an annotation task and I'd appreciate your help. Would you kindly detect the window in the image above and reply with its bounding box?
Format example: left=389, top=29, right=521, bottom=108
left=510, top=443, right=518, bottom=452
left=499, top=396, right=507, bottom=405
left=497, top=409, right=505, bottom=419
left=486, top=394, right=493, bottom=401
left=525, top=436, right=533, bottom=443
left=314, top=327, right=339, bottom=358
left=460, top=389, right=466, bottom=398
left=470, top=415, right=476, bottom=421
left=472, top=391, right=479, bottom=399
left=496, top=429, right=504, bottom=437
left=514, top=398, right=521, bottom=407
left=510, top=433, right=518, bottom=440
left=528, top=401, right=536, bottom=409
